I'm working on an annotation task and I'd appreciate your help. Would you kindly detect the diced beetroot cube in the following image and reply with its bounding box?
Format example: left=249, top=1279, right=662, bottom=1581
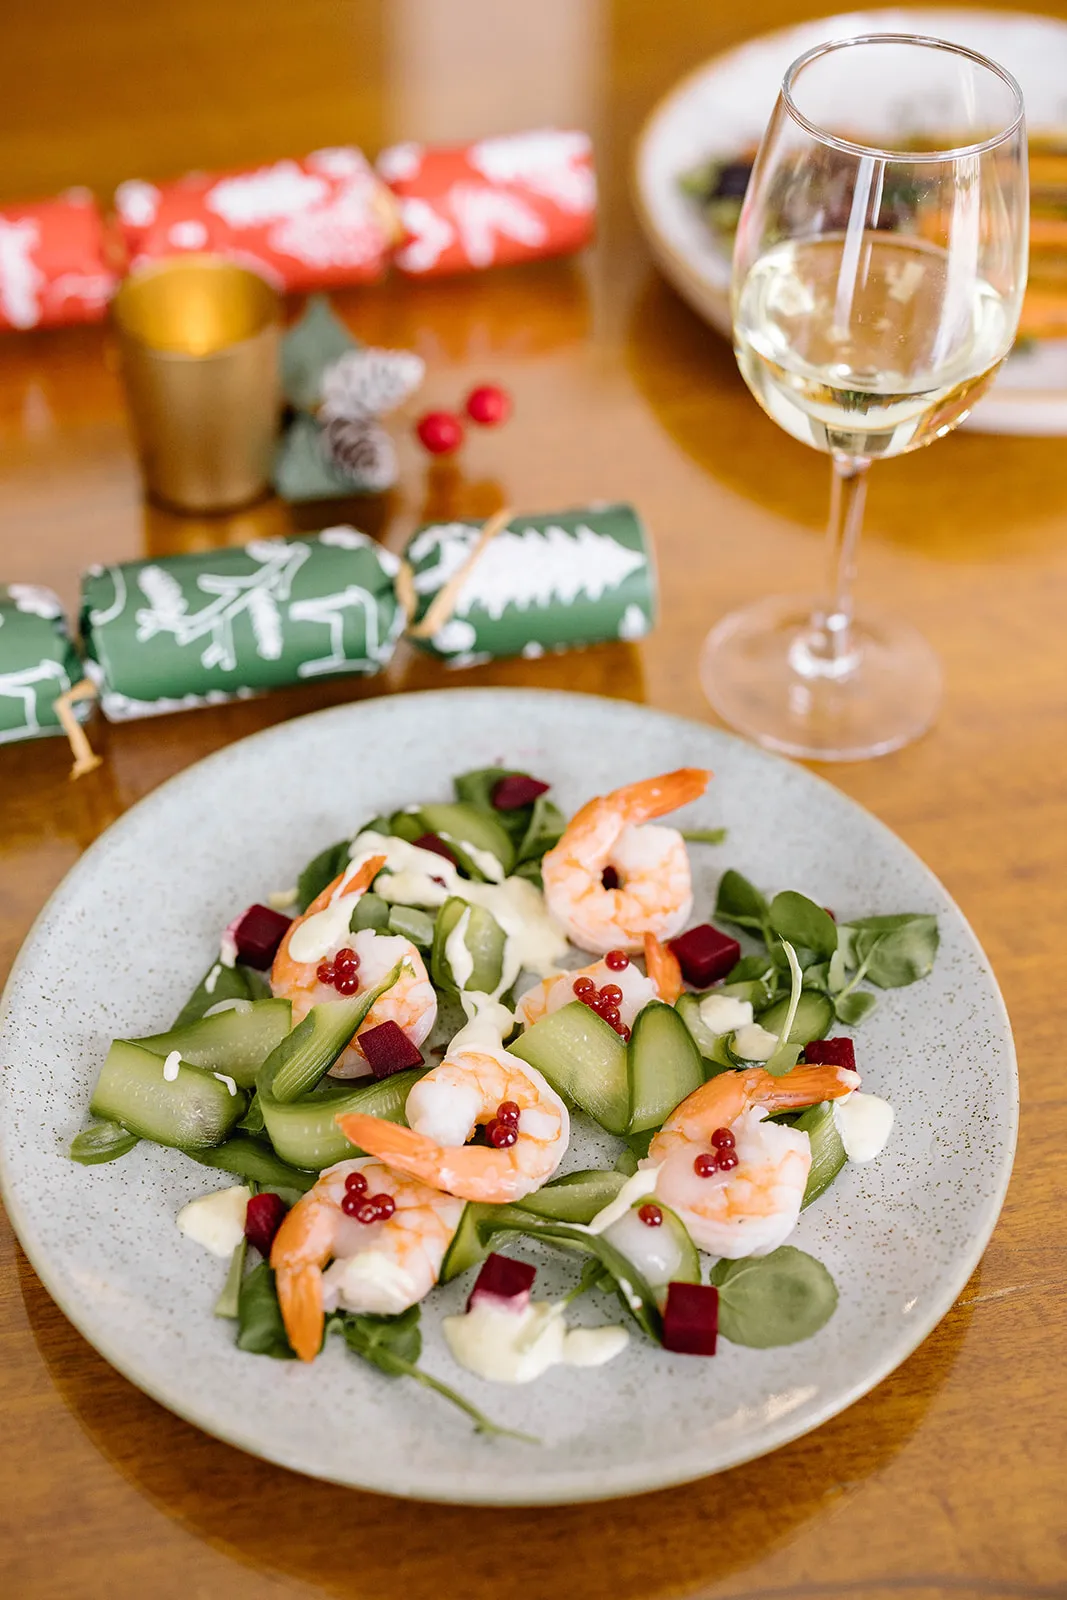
left=667, top=924, right=741, bottom=988
left=358, top=1020, right=424, bottom=1079
left=803, top=1037, right=856, bottom=1072
left=233, top=904, right=292, bottom=969
left=492, top=774, right=550, bottom=810
left=412, top=832, right=459, bottom=867
left=244, top=1191, right=288, bottom=1256
left=662, top=1281, right=718, bottom=1356
left=468, top=1252, right=537, bottom=1313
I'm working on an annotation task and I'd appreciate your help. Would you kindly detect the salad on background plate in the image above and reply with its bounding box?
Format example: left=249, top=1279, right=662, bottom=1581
left=70, top=760, right=937, bottom=1440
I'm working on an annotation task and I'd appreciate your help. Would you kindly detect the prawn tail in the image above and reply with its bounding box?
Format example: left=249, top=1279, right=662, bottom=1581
left=336, top=1114, right=444, bottom=1184
left=616, top=767, right=712, bottom=825
left=338, top=852, right=388, bottom=900
left=644, top=932, right=683, bottom=1003
left=273, top=1261, right=324, bottom=1363
left=751, top=1062, right=861, bottom=1112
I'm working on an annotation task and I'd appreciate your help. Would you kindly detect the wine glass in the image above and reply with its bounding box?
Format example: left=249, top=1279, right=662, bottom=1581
left=700, top=34, right=1028, bottom=760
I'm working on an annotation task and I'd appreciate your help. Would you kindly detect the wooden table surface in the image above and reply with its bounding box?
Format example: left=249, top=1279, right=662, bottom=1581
left=2, top=2, right=1064, bottom=1596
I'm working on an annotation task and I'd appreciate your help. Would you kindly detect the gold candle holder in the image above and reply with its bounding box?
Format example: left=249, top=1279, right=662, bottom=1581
left=112, top=255, right=281, bottom=513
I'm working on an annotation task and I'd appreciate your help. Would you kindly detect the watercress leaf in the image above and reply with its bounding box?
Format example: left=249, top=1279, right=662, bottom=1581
left=846, top=915, right=939, bottom=988
left=516, top=795, right=566, bottom=865
left=614, top=1148, right=639, bottom=1177
left=296, top=838, right=352, bottom=912
left=453, top=767, right=531, bottom=843
left=680, top=827, right=728, bottom=844
left=827, top=949, right=848, bottom=994
left=769, top=891, right=839, bottom=959
left=724, top=953, right=777, bottom=990
left=69, top=1120, right=139, bottom=1165
left=715, top=870, right=771, bottom=937
left=511, top=859, right=544, bottom=887
left=802, top=962, right=829, bottom=992
left=237, top=1093, right=266, bottom=1136
left=236, top=1262, right=295, bottom=1359
left=710, top=1245, right=838, bottom=1347
left=763, top=1040, right=803, bottom=1077
left=836, top=926, right=860, bottom=968
left=173, top=961, right=269, bottom=1027
left=343, top=1305, right=423, bottom=1373
left=343, top=1307, right=534, bottom=1441
left=834, top=990, right=878, bottom=1026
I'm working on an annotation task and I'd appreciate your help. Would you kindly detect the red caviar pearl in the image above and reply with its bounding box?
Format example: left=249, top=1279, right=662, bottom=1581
left=345, top=1170, right=368, bottom=1195
left=573, top=976, right=596, bottom=1000
left=717, top=1151, right=740, bottom=1172
left=335, top=947, right=360, bottom=971
left=599, top=1005, right=622, bottom=1029
left=486, top=1119, right=518, bottom=1149
left=497, top=1100, right=521, bottom=1126
left=599, top=983, right=624, bottom=1006
left=605, top=950, right=629, bottom=971
left=342, top=1192, right=370, bottom=1218
left=710, top=1127, right=735, bottom=1150
left=638, top=1203, right=663, bottom=1227
left=354, top=1200, right=380, bottom=1224
left=371, top=1193, right=396, bottom=1219
left=694, top=1152, right=719, bottom=1178
left=317, top=960, right=336, bottom=985
left=617, top=1024, right=631, bottom=1042
left=334, top=972, right=360, bottom=995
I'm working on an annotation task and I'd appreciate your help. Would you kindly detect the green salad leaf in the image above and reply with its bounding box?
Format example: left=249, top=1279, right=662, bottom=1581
left=342, top=1308, right=534, bottom=1442
left=296, top=838, right=352, bottom=912
left=842, top=914, right=939, bottom=988
left=833, top=990, right=879, bottom=1026
left=680, top=827, right=728, bottom=845
left=715, top=869, right=772, bottom=940
left=236, top=1262, right=295, bottom=1359
left=214, top=1237, right=247, bottom=1320
left=769, top=891, right=839, bottom=960
left=69, top=1119, right=140, bottom=1166
left=173, top=961, right=271, bottom=1028
left=710, top=1246, right=838, bottom=1347
left=515, top=793, right=566, bottom=865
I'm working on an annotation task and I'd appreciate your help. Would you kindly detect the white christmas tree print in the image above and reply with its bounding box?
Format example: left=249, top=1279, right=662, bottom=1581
left=409, top=521, right=646, bottom=629
left=133, top=541, right=310, bottom=672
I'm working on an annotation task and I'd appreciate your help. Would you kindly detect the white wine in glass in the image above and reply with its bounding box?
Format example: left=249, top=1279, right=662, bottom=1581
left=701, top=34, right=1029, bottom=760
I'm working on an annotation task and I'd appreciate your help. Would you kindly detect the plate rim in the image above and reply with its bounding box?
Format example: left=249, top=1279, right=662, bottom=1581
left=0, top=687, right=1019, bottom=1503
left=632, top=6, right=1067, bottom=417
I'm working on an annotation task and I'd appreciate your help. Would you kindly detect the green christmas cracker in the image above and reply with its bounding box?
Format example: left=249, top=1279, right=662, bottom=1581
left=80, top=528, right=404, bottom=719
left=402, top=504, right=656, bottom=664
left=0, top=584, right=86, bottom=744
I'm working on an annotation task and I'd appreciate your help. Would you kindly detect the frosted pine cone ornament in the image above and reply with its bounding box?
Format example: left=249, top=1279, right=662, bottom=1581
left=319, top=415, right=397, bottom=492
left=320, top=347, right=425, bottom=420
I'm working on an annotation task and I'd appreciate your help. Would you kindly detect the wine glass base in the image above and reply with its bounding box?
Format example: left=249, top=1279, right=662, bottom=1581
left=700, top=595, right=942, bottom=762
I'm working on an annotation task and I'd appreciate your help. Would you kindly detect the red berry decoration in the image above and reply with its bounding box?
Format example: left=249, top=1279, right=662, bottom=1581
left=416, top=410, right=464, bottom=455
left=244, top=1191, right=288, bottom=1256
left=638, top=1203, right=663, bottom=1227
left=466, top=384, right=512, bottom=426
left=605, top=950, right=630, bottom=971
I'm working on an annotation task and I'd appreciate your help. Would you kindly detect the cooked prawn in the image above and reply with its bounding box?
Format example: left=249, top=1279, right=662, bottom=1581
left=541, top=769, right=710, bottom=953
left=515, top=954, right=657, bottom=1029
left=270, top=1157, right=463, bottom=1362
left=271, top=854, right=437, bottom=1077
left=648, top=1062, right=859, bottom=1258
left=336, top=1043, right=569, bottom=1204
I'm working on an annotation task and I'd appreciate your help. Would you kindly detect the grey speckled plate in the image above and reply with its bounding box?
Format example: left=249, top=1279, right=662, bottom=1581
left=0, top=689, right=1016, bottom=1504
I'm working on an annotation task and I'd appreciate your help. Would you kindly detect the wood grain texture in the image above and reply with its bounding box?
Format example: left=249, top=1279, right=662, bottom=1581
left=1, top=2, right=1065, bottom=1595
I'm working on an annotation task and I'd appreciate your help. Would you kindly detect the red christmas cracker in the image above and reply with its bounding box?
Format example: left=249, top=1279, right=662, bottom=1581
left=115, top=148, right=401, bottom=292
left=376, top=129, right=596, bottom=277
left=0, top=190, right=117, bottom=331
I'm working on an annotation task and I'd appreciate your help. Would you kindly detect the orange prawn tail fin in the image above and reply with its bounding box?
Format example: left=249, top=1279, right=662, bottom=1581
left=300, top=853, right=388, bottom=918
left=615, top=767, right=712, bottom=826
left=644, top=932, right=683, bottom=1004
left=748, top=1061, right=861, bottom=1112
left=271, top=1260, right=324, bottom=1363
left=336, top=1114, right=441, bottom=1180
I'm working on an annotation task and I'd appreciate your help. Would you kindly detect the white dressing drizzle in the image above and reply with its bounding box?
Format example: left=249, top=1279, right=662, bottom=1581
left=177, top=1185, right=250, bottom=1257
left=219, top=929, right=238, bottom=968
left=349, top=831, right=567, bottom=998
left=444, top=905, right=474, bottom=991
left=732, top=1021, right=779, bottom=1061
left=162, top=1050, right=181, bottom=1082
left=579, top=1167, right=661, bottom=1236
left=698, top=994, right=753, bottom=1035
left=287, top=894, right=358, bottom=965
left=213, top=1072, right=239, bottom=1097
left=442, top=1298, right=628, bottom=1384
left=833, top=1091, right=894, bottom=1162
left=438, top=832, right=505, bottom=883
left=203, top=998, right=253, bottom=1017
left=204, top=963, right=222, bottom=995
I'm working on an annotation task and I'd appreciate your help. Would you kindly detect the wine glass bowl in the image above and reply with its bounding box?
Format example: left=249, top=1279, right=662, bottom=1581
left=701, top=34, right=1028, bottom=760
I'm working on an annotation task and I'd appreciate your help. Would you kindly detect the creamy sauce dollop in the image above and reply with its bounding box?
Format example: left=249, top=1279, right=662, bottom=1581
left=833, top=1090, right=894, bottom=1162
left=698, top=994, right=754, bottom=1035
left=732, top=1021, right=779, bottom=1061
left=177, top=1185, right=250, bottom=1257
left=442, top=1297, right=628, bottom=1383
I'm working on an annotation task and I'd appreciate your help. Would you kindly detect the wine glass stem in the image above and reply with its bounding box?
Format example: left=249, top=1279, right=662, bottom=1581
left=806, top=451, right=870, bottom=677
